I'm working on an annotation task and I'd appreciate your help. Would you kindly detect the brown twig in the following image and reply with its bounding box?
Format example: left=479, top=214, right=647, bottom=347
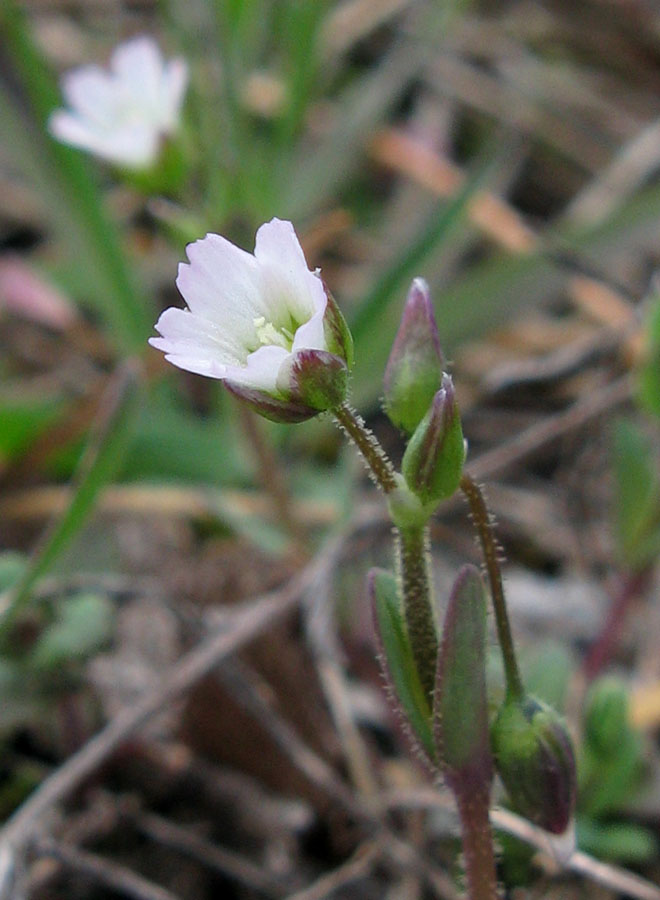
left=285, top=841, right=380, bottom=900
left=34, top=838, right=182, bottom=900
left=215, top=659, right=460, bottom=900
left=134, top=809, right=290, bottom=898
left=302, top=550, right=379, bottom=799
left=466, top=374, right=631, bottom=482
left=381, top=788, right=660, bottom=900
left=0, top=539, right=346, bottom=900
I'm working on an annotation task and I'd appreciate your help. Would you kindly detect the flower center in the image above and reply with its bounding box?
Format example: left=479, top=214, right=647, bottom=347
left=252, top=316, right=296, bottom=351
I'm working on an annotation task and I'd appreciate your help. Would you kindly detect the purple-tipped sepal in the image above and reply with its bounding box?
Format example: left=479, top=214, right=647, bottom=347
left=384, top=278, right=445, bottom=435
left=401, top=374, right=465, bottom=507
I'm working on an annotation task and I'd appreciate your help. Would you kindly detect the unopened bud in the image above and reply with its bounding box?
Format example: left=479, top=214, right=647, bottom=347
left=401, top=375, right=465, bottom=506
left=491, top=695, right=576, bottom=834
left=384, top=278, right=444, bottom=435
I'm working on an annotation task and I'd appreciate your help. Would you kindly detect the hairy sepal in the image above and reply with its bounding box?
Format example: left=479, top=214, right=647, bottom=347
left=369, top=567, right=435, bottom=761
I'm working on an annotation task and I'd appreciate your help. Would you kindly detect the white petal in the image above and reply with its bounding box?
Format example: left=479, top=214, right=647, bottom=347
left=52, top=36, right=187, bottom=169
left=60, top=66, right=122, bottom=128
left=176, top=234, right=267, bottom=344
left=50, top=111, right=159, bottom=167
left=151, top=306, right=245, bottom=363
left=291, top=306, right=327, bottom=353
left=111, top=36, right=163, bottom=111
left=254, top=218, right=327, bottom=327
left=159, top=59, right=189, bottom=130
left=150, top=310, right=289, bottom=391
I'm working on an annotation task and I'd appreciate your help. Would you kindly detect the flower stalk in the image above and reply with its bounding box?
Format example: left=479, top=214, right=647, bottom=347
left=454, top=786, right=500, bottom=900
left=332, top=403, right=397, bottom=494
left=397, top=524, right=437, bottom=702
left=460, top=472, right=523, bottom=700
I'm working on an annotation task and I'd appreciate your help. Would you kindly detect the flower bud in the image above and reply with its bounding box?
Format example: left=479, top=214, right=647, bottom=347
left=401, top=375, right=465, bottom=506
left=384, top=278, right=444, bottom=435
left=491, top=694, right=576, bottom=834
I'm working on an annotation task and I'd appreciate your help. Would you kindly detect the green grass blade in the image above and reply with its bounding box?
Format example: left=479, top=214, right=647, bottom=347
left=0, top=3, right=151, bottom=351
left=1, top=363, right=142, bottom=632
left=349, top=159, right=492, bottom=407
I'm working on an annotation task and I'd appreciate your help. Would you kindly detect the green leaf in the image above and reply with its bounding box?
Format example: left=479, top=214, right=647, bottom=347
left=0, top=554, right=27, bottom=593
left=577, top=818, right=658, bottom=864
left=30, top=593, right=114, bottom=670
left=433, top=565, right=491, bottom=784
left=0, top=391, right=64, bottom=462
left=122, top=390, right=249, bottom=485
left=637, top=292, right=660, bottom=417
left=369, top=568, right=434, bottom=759
left=612, top=419, right=660, bottom=570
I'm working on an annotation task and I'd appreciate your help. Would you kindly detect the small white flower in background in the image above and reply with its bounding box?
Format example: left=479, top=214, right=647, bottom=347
left=49, top=35, right=188, bottom=169
left=150, top=218, right=353, bottom=422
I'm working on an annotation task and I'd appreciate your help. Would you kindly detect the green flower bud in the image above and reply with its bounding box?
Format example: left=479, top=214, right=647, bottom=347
left=401, top=375, right=465, bottom=506
left=384, top=278, right=444, bottom=435
left=491, top=695, right=576, bottom=834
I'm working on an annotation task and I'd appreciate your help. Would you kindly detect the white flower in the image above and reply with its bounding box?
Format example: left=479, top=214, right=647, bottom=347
left=49, top=35, right=188, bottom=169
left=150, top=218, right=353, bottom=422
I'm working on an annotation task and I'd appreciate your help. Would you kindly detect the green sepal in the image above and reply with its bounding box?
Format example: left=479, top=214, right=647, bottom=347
left=433, top=565, right=492, bottom=786
left=368, top=568, right=435, bottom=760
left=402, top=375, right=465, bottom=508
left=322, top=288, right=354, bottom=370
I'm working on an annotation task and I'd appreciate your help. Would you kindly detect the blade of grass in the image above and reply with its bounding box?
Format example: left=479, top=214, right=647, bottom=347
left=0, top=3, right=151, bottom=352
left=349, top=153, right=495, bottom=407
left=284, top=0, right=466, bottom=219
left=0, top=362, right=142, bottom=634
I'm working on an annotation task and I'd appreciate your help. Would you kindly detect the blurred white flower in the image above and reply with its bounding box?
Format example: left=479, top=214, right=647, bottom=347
left=49, top=35, right=188, bottom=169
left=150, top=218, right=353, bottom=422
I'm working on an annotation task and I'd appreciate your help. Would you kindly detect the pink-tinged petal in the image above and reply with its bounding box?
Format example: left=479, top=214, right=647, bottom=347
left=254, top=218, right=327, bottom=325
left=0, top=258, right=76, bottom=330
left=254, top=218, right=308, bottom=270
left=176, top=233, right=265, bottom=340
left=151, top=306, right=244, bottom=363
left=151, top=350, right=221, bottom=378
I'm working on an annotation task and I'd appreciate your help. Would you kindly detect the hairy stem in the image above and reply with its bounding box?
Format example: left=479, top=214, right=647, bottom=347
left=454, top=782, right=500, bottom=900
left=332, top=403, right=397, bottom=494
left=460, top=473, right=523, bottom=700
left=397, top=524, right=437, bottom=702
